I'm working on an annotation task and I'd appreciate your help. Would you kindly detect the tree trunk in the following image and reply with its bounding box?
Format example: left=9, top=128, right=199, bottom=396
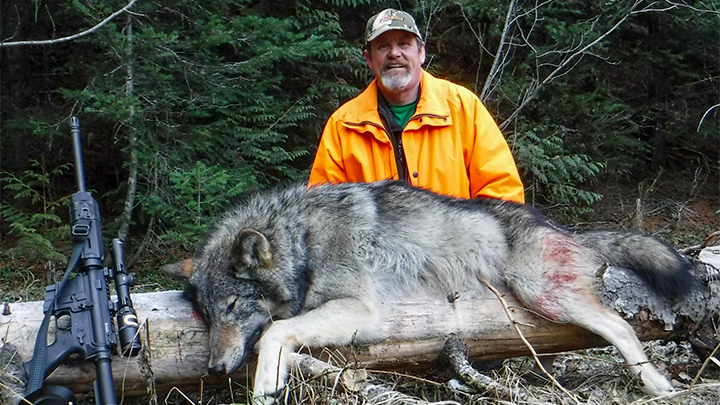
left=1, top=255, right=718, bottom=401
left=118, top=10, right=138, bottom=242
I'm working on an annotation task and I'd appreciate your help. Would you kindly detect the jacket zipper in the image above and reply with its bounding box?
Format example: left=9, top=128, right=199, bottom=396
left=394, top=135, right=408, bottom=181
left=376, top=116, right=409, bottom=182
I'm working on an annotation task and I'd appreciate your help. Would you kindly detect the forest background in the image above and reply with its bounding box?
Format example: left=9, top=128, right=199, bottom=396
left=0, top=0, right=718, bottom=299
left=0, top=1, right=719, bottom=404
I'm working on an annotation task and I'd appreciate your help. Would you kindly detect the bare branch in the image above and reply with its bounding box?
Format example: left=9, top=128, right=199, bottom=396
left=697, top=104, right=720, bottom=131
left=481, top=0, right=518, bottom=100
left=499, top=0, right=647, bottom=129
left=479, top=0, right=555, bottom=102
left=0, top=0, right=138, bottom=48
left=666, top=0, right=720, bottom=14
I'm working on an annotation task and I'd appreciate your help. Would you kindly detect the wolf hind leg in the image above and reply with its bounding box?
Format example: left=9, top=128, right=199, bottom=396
left=252, top=297, right=379, bottom=403
left=566, top=303, right=673, bottom=396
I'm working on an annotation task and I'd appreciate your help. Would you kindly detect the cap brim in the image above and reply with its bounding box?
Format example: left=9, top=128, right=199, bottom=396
left=366, top=27, right=422, bottom=43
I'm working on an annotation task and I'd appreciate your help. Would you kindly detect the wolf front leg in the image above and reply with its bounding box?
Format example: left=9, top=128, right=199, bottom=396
left=251, top=297, right=379, bottom=403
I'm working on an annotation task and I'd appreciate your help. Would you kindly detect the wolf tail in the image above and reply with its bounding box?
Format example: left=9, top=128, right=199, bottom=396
left=575, top=230, right=695, bottom=297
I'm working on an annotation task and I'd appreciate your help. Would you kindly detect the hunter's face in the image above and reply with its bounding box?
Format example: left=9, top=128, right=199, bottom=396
left=364, top=30, right=425, bottom=100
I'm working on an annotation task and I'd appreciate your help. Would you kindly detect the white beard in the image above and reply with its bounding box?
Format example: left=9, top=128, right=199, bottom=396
left=380, top=70, right=412, bottom=92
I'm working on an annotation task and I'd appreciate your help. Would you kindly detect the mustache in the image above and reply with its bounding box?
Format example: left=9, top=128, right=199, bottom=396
left=382, top=61, right=409, bottom=71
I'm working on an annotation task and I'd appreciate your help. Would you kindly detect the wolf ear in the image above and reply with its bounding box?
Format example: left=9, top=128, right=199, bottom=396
left=232, top=228, right=273, bottom=270
left=161, top=259, right=195, bottom=280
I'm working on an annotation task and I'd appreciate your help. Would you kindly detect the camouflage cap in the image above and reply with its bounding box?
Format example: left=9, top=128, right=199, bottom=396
left=365, top=9, right=423, bottom=43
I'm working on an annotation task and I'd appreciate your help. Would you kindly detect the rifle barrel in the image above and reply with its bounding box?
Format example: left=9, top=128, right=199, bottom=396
left=70, top=117, right=87, bottom=193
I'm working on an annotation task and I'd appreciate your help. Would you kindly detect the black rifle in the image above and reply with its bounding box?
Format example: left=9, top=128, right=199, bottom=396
left=23, top=117, right=142, bottom=405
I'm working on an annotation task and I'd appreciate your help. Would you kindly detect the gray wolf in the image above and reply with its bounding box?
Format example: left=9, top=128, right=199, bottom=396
left=163, top=180, right=693, bottom=402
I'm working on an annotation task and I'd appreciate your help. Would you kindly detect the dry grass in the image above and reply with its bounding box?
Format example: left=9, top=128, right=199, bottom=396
left=73, top=340, right=717, bottom=405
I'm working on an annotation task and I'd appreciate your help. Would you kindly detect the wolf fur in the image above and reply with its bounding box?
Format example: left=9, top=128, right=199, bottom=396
left=163, top=180, right=694, bottom=401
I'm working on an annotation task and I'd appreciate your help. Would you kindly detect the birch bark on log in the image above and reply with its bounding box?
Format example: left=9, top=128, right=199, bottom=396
left=1, top=251, right=718, bottom=401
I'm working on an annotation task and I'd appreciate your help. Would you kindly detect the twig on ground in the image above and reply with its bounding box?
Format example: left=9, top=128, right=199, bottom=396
left=164, top=386, right=196, bottom=404
left=691, top=340, right=720, bottom=388
left=631, top=383, right=720, bottom=405
left=289, top=352, right=460, bottom=405
left=0, top=342, right=31, bottom=405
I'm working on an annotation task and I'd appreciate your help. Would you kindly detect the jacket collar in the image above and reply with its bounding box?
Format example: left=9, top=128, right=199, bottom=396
left=415, top=70, right=451, bottom=118
left=346, top=70, right=450, bottom=124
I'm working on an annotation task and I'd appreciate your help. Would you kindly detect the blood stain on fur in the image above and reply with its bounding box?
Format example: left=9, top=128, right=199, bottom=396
left=191, top=310, right=206, bottom=324
left=540, top=233, right=582, bottom=268
left=533, top=233, right=587, bottom=321
left=533, top=294, right=565, bottom=321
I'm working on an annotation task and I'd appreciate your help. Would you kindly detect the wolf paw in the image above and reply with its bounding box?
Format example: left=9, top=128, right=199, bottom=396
left=252, top=392, right=278, bottom=405
left=638, top=371, right=674, bottom=397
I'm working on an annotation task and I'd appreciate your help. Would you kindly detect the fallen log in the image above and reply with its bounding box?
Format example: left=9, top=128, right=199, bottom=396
left=1, top=249, right=719, bottom=402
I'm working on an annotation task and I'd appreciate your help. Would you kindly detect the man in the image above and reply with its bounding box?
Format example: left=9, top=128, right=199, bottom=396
left=309, top=8, right=525, bottom=203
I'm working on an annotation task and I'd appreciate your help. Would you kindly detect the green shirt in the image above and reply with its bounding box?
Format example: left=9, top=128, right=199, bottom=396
left=389, top=100, right=418, bottom=129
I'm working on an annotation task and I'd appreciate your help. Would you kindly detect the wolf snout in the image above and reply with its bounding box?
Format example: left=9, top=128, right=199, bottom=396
left=208, top=362, right=229, bottom=376
left=208, top=363, right=235, bottom=377
left=208, top=351, right=247, bottom=376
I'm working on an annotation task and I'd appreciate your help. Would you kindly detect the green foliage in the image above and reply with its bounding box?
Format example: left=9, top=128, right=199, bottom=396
left=0, top=160, right=71, bottom=263
left=524, top=79, right=653, bottom=178
left=41, top=0, right=374, bottom=250
left=0, top=0, right=717, bottom=254
left=142, top=161, right=255, bottom=248
left=514, top=128, right=604, bottom=216
left=0, top=254, right=49, bottom=301
left=325, top=0, right=376, bottom=6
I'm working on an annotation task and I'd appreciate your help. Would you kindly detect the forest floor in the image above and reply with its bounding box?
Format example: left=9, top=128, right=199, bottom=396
left=2, top=168, right=719, bottom=404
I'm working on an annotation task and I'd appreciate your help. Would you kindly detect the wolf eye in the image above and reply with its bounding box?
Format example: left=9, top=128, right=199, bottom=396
left=225, top=298, right=238, bottom=314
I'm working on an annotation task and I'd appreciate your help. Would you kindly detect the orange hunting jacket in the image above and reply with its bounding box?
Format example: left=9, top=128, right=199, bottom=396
left=308, top=70, right=525, bottom=203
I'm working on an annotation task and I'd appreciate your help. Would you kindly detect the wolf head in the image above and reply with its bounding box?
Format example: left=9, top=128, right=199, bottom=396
left=163, top=227, right=305, bottom=376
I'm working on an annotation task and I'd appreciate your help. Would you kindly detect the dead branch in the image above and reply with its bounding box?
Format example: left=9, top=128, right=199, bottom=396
left=290, top=353, right=459, bottom=405
left=0, top=0, right=138, bottom=48
left=499, top=0, right=645, bottom=129
left=439, top=335, right=521, bottom=400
